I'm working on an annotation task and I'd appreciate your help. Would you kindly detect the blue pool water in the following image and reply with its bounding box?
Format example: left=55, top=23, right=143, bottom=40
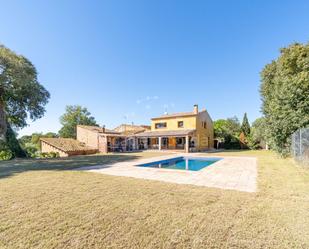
left=137, top=157, right=222, bottom=171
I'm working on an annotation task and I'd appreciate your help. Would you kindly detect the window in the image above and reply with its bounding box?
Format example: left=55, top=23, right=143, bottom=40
left=176, top=138, right=184, bottom=144
left=178, top=121, right=184, bottom=128
left=202, top=121, right=207, bottom=129
left=155, top=122, right=167, bottom=129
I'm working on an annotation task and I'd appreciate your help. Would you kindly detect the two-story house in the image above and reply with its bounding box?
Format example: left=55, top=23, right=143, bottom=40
left=40, top=105, right=213, bottom=156
left=135, top=105, right=214, bottom=152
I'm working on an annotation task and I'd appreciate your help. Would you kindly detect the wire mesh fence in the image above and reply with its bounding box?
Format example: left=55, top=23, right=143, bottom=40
left=291, top=127, right=309, bottom=163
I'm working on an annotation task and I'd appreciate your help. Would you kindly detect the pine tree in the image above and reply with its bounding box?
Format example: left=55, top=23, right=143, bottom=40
left=241, top=113, right=251, bottom=136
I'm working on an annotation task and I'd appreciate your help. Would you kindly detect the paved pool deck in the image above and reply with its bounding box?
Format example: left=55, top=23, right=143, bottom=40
left=78, top=154, right=257, bottom=192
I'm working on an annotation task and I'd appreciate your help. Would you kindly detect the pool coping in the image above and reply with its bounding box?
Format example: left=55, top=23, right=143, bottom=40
left=77, top=153, right=257, bottom=193
left=135, top=156, right=223, bottom=172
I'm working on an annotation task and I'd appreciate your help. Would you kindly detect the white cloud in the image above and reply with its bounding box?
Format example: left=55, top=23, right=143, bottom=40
left=136, top=96, right=159, bottom=105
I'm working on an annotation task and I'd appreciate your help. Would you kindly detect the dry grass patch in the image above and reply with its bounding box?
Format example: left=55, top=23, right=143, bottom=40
left=0, top=151, right=309, bottom=248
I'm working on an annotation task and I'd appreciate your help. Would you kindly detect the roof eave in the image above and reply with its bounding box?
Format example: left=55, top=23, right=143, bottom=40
left=135, top=129, right=196, bottom=137
left=151, top=114, right=197, bottom=120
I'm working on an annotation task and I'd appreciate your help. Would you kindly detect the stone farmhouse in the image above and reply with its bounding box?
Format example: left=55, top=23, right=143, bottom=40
left=40, top=105, right=214, bottom=157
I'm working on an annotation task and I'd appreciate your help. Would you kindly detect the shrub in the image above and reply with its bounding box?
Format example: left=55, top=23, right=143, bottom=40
left=222, top=134, right=241, bottom=149
left=0, top=149, right=13, bottom=161
left=23, top=143, right=38, bottom=158
left=48, top=152, right=60, bottom=158
left=223, top=141, right=241, bottom=150
left=37, top=152, right=60, bottom=158
left=247, top=134, right=262, bottom=150
left=0, top=141, right=13, bottom=160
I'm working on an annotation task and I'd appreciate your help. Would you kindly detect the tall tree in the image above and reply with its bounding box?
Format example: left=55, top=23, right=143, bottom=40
left=241, top=113, right=251, bottom=136
left=260, top=42, right=309, bottom=156
left=59, top=105, right=98, bottom=138
left=0, top=45, right=50, bottom=141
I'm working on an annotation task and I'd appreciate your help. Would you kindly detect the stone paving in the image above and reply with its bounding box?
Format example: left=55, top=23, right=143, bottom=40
left=78, top=153, right=257, bottom=192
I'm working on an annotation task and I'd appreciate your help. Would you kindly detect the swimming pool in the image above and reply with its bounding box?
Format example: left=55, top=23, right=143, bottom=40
left=136, top=157, right=222, bottom=171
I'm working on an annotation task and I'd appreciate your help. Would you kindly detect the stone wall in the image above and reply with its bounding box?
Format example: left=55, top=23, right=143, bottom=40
left=98, top=135, right=108, bottom=153
left=196, top=110, right=214, bottom=150
left=41, top=141, right=69, bottom=157
left=76, top=126, right=99, bottom=149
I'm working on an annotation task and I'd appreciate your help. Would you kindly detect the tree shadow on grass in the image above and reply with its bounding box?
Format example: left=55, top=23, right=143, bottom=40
left=0, top=153, right=142, bottom=179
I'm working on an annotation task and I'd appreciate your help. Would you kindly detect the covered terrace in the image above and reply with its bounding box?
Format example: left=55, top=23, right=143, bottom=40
left=135, top=129, right=196, bottom=153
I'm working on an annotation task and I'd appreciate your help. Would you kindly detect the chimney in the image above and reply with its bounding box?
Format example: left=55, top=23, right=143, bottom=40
left=102, top=125, right=105, bottom=133
left=193, top=104, right=198, bottom=114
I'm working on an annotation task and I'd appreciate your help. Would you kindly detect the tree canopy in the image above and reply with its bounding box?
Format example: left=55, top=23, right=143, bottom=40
left=213, top=119, right=229, bottom=140
left=59, top=105, right=98, bottom=138
left=214, top=116, right=241, bottom=139
left=0, top=45, right=50, bottom=140
left=19, top=132, right=58, bottom=148
left=260, top=42, right=309, bottom=155
left=214, top=116, right=241, bottom=149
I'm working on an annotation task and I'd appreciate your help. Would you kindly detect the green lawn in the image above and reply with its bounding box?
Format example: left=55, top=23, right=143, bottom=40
left=0, top=151, right=308, bottom=248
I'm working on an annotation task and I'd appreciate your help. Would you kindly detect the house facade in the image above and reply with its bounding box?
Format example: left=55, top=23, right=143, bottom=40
left=135, top=105, right=214, bottom=152
left=76, top=124, right=150, bottom=153
left=41, top=104, right=214, bottom=156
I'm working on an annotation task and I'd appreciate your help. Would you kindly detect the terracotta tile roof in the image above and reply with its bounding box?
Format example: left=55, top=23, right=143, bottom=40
left=121, top=129, right=148, bottom=136
left=135, top=129, right=196, bottom=137
left=112, top=124, right=151, bottom=136
left=151, top=112, right=196, bottom=120
left=77, top=125, right=120, bottom=134
left=40, top=138, right=96, bottom=153
left=113, top=124, right=150, bottom=131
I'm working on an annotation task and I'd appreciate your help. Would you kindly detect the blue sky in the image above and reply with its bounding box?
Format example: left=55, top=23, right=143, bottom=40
left=1, top=0, right=309, bottom=136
